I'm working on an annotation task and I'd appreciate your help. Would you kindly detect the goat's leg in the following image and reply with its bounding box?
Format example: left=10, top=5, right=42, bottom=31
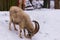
left=9, top=14, right=13, bottom=31
left=24, top=29, right=26, bottom=37
left=19, top=27, right=22, bottom=38
left=25, top=30, right=32, bottom=39
left=18, top=22, right=24, bottom=38
left=9, top=21, right=12, bottom=31
left=13, top=23, right=18, bottom=31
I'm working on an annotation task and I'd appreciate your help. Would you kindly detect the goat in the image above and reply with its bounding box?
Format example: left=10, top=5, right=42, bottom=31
left=9, top=6, right=40, bottom=39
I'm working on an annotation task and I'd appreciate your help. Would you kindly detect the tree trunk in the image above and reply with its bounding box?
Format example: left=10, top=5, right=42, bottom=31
left=43, top=0, right=50, bottom=8
left=29, top=0, right=32, bottom=4
left=43, top=0, right=47, bottom=8
left=54, top=0, right=59, bottom=9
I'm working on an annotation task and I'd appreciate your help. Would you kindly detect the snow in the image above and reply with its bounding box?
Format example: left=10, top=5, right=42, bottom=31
left=0, top=9, right=60, bottom=40
left=25, top=0, right=54, bottom=9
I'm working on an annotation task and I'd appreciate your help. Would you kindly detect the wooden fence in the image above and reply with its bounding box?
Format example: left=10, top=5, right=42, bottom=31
left=0, top=0, right=18, bottom=11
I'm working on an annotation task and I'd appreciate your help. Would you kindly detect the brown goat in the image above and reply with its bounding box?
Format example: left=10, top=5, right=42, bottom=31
left=9, top=6, right=40, bottom=39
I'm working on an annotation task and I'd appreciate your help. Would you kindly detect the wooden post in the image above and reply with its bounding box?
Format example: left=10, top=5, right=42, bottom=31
left=22, top=0, right=25, bottom=10
left=18, top=0, right=19, bottom=6
left=19, top=0, right=25, bottom=10
left=54, top=0, right=59, bottom=9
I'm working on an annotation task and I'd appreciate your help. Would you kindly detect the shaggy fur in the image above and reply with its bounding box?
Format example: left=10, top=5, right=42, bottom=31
left=9, top=6, right=40, bottom=39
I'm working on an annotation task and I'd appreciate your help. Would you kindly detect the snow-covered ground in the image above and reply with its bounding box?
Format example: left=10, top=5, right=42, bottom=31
left=0, top=9, right=60, bottom=40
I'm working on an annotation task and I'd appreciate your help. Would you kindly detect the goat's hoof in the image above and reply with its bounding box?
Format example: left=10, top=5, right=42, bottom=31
left=19, top=35, right=23, bottom=38
left=26, top=34, right=31, bottom=39
left=20, top=37, right=23, bottom=38
left=15, top=29, right=18, bottom=31
left=20, top=36, right=23, bottom=39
